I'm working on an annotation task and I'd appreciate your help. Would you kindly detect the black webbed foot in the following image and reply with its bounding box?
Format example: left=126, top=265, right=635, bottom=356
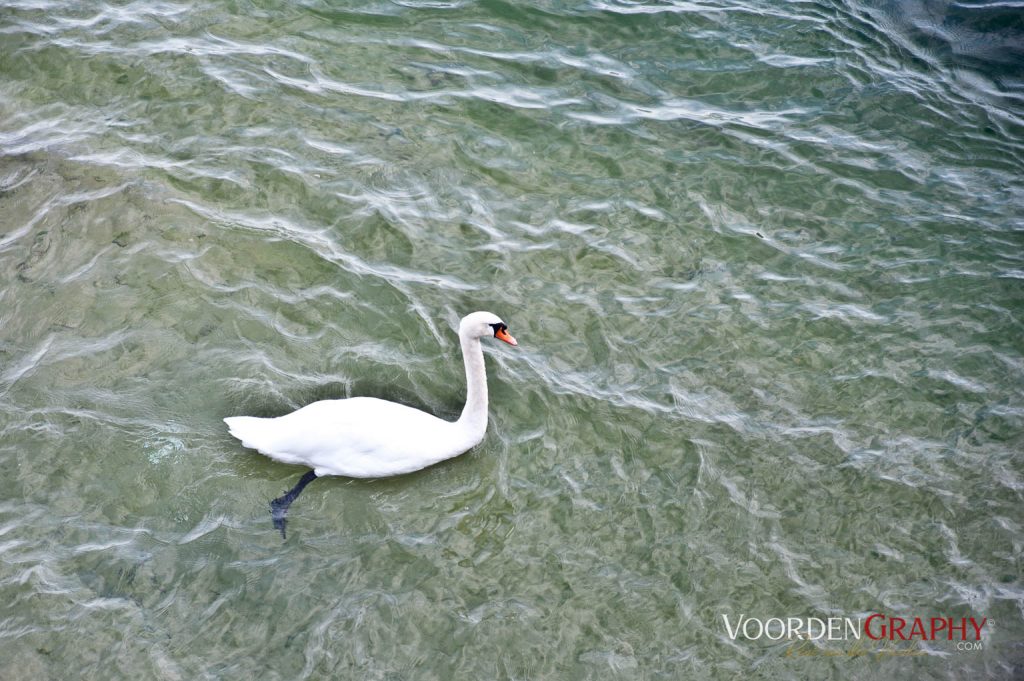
left=268, top=470, right=318, bottom=539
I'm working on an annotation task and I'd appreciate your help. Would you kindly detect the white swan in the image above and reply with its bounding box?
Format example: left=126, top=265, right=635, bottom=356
left=224, top=311, right=517, bottom=536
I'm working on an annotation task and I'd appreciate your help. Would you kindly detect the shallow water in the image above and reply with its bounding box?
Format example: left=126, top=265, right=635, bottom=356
left=1, top=0, right=1023, bottom=678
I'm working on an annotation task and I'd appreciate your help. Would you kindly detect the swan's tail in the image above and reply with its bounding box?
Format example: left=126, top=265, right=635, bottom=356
left=224, top=416, right=272, bottom=451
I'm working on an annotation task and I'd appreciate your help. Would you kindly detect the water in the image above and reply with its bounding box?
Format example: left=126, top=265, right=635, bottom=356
left=1, top=0, right=1022, bottom=678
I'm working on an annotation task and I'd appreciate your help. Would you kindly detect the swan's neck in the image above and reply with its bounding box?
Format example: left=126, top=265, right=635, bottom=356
left=456, top=333, right=488, bottom=438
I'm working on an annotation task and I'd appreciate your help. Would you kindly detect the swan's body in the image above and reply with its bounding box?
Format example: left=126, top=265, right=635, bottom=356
left=225, top=396, right=483, bottom=478
left=224, top=311, right=517, bottom=536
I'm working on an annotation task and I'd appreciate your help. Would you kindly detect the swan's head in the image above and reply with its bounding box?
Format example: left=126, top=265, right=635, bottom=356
left=460, top=311, right=518, bottom=346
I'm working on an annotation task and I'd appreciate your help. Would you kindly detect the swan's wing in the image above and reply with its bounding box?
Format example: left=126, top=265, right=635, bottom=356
left=239, top=397, right=458, bottom=477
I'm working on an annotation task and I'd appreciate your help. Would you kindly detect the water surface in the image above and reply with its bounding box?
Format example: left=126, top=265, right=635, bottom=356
left=1, top=0, right=1022, bottom=678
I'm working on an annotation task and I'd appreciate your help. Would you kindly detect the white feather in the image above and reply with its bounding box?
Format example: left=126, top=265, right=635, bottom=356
left=224, top=311, right=516, bottom=478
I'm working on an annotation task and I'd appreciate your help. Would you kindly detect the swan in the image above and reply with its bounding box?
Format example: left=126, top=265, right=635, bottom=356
left=224, top=311, right=517, bottom=537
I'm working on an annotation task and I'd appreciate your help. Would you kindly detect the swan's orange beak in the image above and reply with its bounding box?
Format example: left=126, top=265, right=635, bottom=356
left=495, top=327, right=518, bottom=346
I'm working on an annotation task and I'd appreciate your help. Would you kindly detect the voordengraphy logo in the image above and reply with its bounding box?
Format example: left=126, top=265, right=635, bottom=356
left=722, top=613, right=988, bottom=654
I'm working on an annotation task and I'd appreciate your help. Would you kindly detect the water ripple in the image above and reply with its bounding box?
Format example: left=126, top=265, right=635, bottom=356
left=1, top=0, right=1022, bottom=677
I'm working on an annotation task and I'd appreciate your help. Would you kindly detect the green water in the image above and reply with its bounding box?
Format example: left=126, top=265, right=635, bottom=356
left=1, top=0, right=1022, bottom=678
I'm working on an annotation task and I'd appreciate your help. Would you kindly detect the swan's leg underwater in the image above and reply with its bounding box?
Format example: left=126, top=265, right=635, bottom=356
left=270, top=470, right=318, bottom=539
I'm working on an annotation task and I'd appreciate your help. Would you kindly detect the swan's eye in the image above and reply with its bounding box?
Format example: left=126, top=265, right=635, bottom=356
left=490, top=322, right=517, bottom=346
